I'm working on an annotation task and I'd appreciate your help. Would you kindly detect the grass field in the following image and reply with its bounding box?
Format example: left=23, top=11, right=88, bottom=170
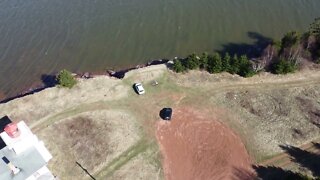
left=0, top=64, right=320, bottom=179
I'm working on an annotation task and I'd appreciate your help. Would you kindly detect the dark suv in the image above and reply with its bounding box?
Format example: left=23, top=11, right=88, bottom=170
left=160, top=108, right=172, bottom=120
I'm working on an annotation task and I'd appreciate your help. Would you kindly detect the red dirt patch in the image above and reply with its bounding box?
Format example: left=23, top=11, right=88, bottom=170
left=156, top=107, right=254, bottom=180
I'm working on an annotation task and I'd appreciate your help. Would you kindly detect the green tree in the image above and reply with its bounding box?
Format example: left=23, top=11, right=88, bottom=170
left=272, top=39, right=282, bottom=51
left=281, top=31, right=300, bottom=48
left=184, top=53, right=200, bottom=70
left=229, top=54, right=240, bottom=74
left=309, top=17, right=320, bottom=38
left=56, top=69, right=77, bottom=88
left=272, top=58, right=297, bottom=74
left=207, top=53, right=222, bottom=73
left=238, top=55, right=255, bottom=77
left=222, top=53, right=231, bottom=72
left=172, top=59, right=186, bottom=73
left=199, top=52, right=209, bottom=70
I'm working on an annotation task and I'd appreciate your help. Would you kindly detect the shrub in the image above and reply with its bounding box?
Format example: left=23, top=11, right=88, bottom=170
left=56, top=69, right=77, bottom=88
left=222, top=53, right=231, bottom=72
left=207, top=53, right=222, bottom=73
left=281, top=31, right=300, bottom=48
left=184, top=53, right=200, bottom=70
left=229, top=54, right=240, bottom=74
left=238, top=55, right=256, bottom=77
left=272, top=58, right=297, bottom=74
left=309, top=17, right=320, bottom=39
left=199, top=52, right=209, bottom=70
left=272, top=39, right=282, bottom=51
left=172, top=59, right=186, bottom=72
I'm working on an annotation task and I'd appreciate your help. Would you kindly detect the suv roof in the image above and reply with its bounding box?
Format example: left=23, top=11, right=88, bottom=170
left=160, top=108, right=172, bottom=120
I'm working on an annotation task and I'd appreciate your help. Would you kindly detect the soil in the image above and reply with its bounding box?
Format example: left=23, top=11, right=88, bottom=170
left=156, top=107, right=254, bottom=180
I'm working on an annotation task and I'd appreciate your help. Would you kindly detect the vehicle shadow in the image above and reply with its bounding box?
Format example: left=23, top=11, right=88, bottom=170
left=132, top=84, right=139, bottom=95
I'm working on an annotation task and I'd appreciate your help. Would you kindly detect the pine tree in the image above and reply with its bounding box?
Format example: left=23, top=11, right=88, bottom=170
left=207, top=53, right=222, bottom=73
left=272, top=58, right=297, bottom=74
left=57, top=69, right=77, bottom=88
left=199, top=52, right=209, bottom=70
left=172, top=59, right=186, bottom=73
left=185, top=53, right=199, bottom=70
left=229, top=54, right=240, bottom=74
left=222, top=53, right=231, bottom=72
left=238, top=55, right=255, bottom=77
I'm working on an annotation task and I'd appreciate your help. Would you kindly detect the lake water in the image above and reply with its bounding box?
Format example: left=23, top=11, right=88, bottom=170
left=0, top=0, right=320, bottom=98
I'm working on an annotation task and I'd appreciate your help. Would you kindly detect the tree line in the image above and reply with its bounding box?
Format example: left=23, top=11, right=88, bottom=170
left=173, top=17, right=320, bottom=76
left=173, top=53, right=255, bottom=77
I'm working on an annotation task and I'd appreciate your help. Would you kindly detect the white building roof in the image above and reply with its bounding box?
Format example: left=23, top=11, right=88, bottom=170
left=0, top=120, right=54, bottom=180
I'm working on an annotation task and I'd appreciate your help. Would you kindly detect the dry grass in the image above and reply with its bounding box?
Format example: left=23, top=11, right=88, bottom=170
left=0, top=64, right=320, bottom=178
left=109, top=147, right=163, bottom=180
left=0, top=76, right=128, bottom=125
left=37, top=110, right=141, bottom=180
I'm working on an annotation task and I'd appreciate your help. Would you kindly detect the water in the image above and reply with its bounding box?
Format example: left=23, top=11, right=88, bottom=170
left=0, top=0, right=320, bottom=98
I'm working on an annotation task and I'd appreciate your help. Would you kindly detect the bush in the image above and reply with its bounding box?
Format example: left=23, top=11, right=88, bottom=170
left=238, top=55, right=256, bottom=77
left=184, top=53, right=200, bottom=70
left=56, top=69, right=77, bottom=88
left=207, top=53, right=222, bottom=73
left=272, top=39, right=282, bottom=51
left=272, top=59, right=297, bottom=74
left=172, top=59, right=186, bottom=72
left=229, top=54, right=240, bottom=74
left=309, top=17, right=320, bottom=39
left=222, top=53, right=231, bottom=72
left=199, top=52, right=209, bottom=70
left=281, top=31, right=300, bottom=48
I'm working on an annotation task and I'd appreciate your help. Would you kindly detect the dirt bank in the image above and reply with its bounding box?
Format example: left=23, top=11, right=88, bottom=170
left=156, top=107, right=254, bottom=180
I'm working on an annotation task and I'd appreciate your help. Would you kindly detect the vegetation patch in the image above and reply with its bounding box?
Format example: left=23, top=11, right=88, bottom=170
left=173, top=53, right=255, bottom=77
left=57, top=69, right=77, bottom=88
left=173, top=17, right=320, bottom=77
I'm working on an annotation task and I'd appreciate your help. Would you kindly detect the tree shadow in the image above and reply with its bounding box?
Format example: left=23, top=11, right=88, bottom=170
left=41, top=74, right=57, bottom=87
left=245, top=143, right=320, bottom=179
left=218, top=32, right=272, bottom=58
left=253, top=165, right=309, bottom=180
left=0, top=74, right=57, bottom=104
left=280, top=144, right=320, bottom=177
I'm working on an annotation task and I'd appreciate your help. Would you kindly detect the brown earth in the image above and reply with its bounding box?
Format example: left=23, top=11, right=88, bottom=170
left=156, top=107, right=254, bottom=180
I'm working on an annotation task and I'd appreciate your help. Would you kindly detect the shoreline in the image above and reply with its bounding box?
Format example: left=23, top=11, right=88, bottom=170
left=0, top=59, right=169, bottom=104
